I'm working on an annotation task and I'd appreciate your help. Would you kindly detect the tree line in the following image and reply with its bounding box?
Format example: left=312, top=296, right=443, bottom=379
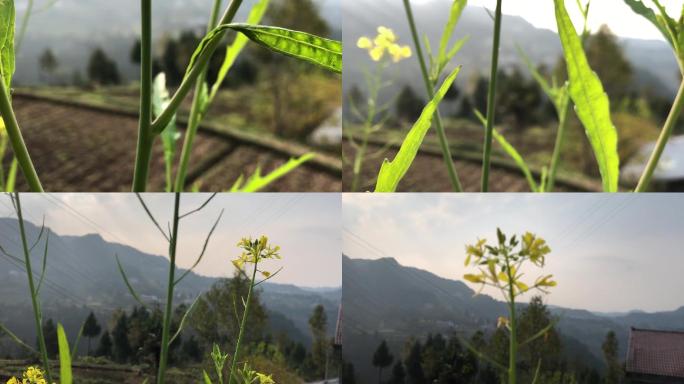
left=343, top=296, right=625, bottom=384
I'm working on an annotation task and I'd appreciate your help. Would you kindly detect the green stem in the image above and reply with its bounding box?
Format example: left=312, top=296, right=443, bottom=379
left=402, top=0, right=463, bottom=192
left=636, top=75, right=684, bottom=192
left=132, top=0, right=154, bottom=192
left=505, top=254, right=517, bottom=384
left=351, top=128, right=370, bottom=192
left=228, top=262, right=258, bottom=384
left=546, top=93, right=570, bottom=192
left=15, top=194, right=52, bottom=382
left=481, top=0, right=503, bottom=192
left=173, top=0, right=243, bottom=192
left=156, top=192, right=181, bottom=384
left=0, top=80, right=43, bottom=191
left=16, top=0, right=34, bottom=54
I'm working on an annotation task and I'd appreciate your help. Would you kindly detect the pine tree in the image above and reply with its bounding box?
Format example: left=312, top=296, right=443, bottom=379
left=602, top=331, right=622, bottom=384
left=111, top=312, right=131, bottom=363
left=372, top=340, right=394, bottom=383
left=96, top=331, right=113, bottom=358
left=388, top=361, right=406, bottom=384
left=82, top=311, right=102, bottom=356
left=309, top=304, right=329, bottom=378
left=41, top=318, right=58, bottom=359
left=404, top=340, right=424, bottom=384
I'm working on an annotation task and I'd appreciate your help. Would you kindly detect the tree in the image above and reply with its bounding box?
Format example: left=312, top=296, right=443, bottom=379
left=82, top=311, right=102, bottom=356
left=602, top=331, right=622, bottom=384
left=309, top=304, right=328, bottom=378
left=372, top=340, right=394, bottom=383
left=388, top=361, right=406, bottom=384
left=396, top=85, right=426, bottom=123
left=96, top=331, right=112, bottom=358
left=41, top=318, right=58, bottom=359
left=130, top=39, right=141, bottom=65
left=39, top=48, right=59, bottom=82
left=87, top=48, right=121, bottom=86
left=518, top=296, right=562, bottom=374
left=111, top=312, right=131, bottom=363
left=404, top=340, right=424, bottom=384
left=340, top=361, right=357, bottom=384
left=192, top=272, right=267, bottom=350
left=181, top=335, right=202, bottom=363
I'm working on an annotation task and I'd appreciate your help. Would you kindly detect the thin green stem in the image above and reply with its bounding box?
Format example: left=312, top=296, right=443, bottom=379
left=402, top=0, right=463, bottom=192
left=16, top=0, right=34, bottom=54
left=228, top=261, right=258, bottom=384
left=636, top=74, right=684, bottom=192
left=351, top=65, right=382, bottom=192
left=504, top=253, right=517, bottom=384
left=132, top=0, right=154, bottom=192
left=351, top=129, right=370, bottom=192
left=156, top=192, right=181, bottom=384
left=481, top=0, right=503, bottom=192
left=546, top=93, right=570, bottom=192
left=15, top=194, right=52, bottom=382
left=0, top=80, right=43, bottom=192
left=173, top=0, right=244, bottom=191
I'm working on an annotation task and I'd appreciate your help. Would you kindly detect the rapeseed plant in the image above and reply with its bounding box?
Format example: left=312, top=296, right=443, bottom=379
left=463, top=228, right=556, bottom=384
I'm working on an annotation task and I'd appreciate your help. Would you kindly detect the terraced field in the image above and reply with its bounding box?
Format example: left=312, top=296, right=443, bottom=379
left=5, top=93, right=341, bottom=192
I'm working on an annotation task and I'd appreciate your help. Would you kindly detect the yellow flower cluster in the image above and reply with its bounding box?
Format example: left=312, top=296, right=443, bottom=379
left=232, top=235, right=281, bottom=278
left=357, top=26, right=412, bottom=63
left=463, top=229, right=556, bottom=297
left=6, top=367, right=49, bottom=384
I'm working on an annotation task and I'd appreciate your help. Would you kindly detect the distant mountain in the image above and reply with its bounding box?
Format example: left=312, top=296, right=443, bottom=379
left=342, top=255, right=684, bottom=382
left=14, top=0, right=340, bottom=85
left=342, top=0, right=679, bottom=101
left=0, top=217, right=340, bottom=356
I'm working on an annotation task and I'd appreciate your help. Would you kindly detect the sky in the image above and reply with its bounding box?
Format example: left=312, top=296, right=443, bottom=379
left=343, top=194, right=684, bottom=313
left=0, top=194, right=341, bottom=288
left=413, top=0, right=683, bottom=41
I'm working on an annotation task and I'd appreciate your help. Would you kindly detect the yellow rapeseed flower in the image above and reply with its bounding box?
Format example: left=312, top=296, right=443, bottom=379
left=357, top=26, right=412, bottom=63
left=6, top=366, right=50, bottom=384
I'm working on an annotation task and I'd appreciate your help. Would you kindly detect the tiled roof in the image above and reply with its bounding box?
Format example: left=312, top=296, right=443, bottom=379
left=626, top=328, right=684, bottom=379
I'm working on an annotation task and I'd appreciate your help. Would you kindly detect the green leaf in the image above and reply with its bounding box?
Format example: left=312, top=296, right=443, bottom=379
left=230, top=154, right=315, bottom=192
left=474, top=109, right=538, bottom=192
left=374, top=67, right=461, bottom=192
left=169, top=294, right=201, bottom=344
left=555, top=0, right=619, bottom=192
left=115, top=253, right=147, bottom=307
left=152, top=73, right=181, bottom=191
left=0, top=321, right=36, bottom=353
left=188, top=23, right=342, bottom=75
left=438, top=0, right=467, bottom=67
left=57, top=323, right=72, bottom=384
left=208, top=0, right=270, bottom=105
left=203, top=371, right=213, bottom=384
left=623, top=0, right=676, bottom=49
left=0, top=0, right=15, bottom=90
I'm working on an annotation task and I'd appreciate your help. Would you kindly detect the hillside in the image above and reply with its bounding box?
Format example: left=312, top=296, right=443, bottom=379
left=342, top=255, right=684, bottom=382
left=0, top=217, right=340, bottom=356
left=15, top=0, right=341, bottom=85
left=342, top=0, right=678, bottom=99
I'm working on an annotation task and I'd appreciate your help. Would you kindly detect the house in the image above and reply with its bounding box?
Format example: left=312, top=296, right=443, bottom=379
left=626, top=328, right=684, bottom=383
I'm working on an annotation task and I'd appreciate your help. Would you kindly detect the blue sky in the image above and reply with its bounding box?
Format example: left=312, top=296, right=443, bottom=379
left=343, top=194, right=684, bottom=313
left=0, top=194, right=341, bottom=287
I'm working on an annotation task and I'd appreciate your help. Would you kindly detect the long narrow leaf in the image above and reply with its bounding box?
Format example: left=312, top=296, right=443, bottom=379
left=36, top=229, right=50, bottom=294
left=175, top=209, right=224, bottom=285
left=0, top=321, right=37, bottom=353
left=169, top=294, right=201, bottom=345
left=188, top=23, right=342, bottom=74
left=203, top=371, right=213, bottom=384
left=70, top=319, right=86, bottom=358
left=152, top=73, right=181, bottom=191
left=555, top=0, right=619, bottom=192
left=208, top=0, right=270, bottom=104
left=115, top=253, right=146, bottom=307
left=438, top=0, right=467, bottom=71
left=57, top=324, right=72, bottom=384
left=474, top=109, right=538, bottom=192
left=623, top=0, right=675, bottom=48
left=375, top=67, right=461, bottom=192
left=230, top=154, right=315, bottom=192
left=0, top=0, right=15, bottom=90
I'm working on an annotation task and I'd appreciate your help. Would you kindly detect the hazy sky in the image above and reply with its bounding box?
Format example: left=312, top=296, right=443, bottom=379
left=413, top=0, right=682, bottom=41
left=343, top=194, right=684, bottom=313
left=0, top=194, right=341, bottom=287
